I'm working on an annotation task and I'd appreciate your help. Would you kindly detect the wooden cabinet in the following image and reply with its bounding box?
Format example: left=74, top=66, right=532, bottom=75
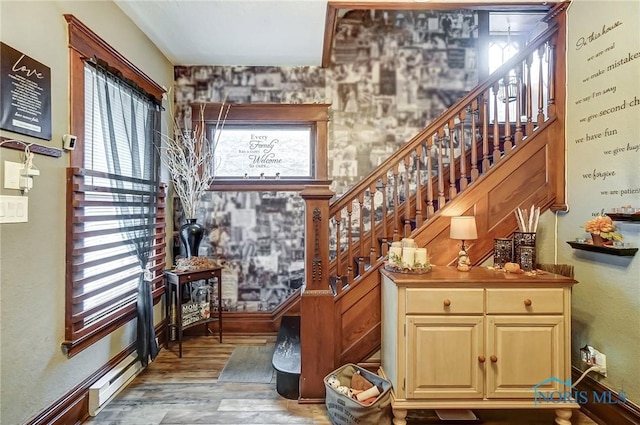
left=380, top=266, right=579, bottom=425
left=406, top=315, right=484, bottom=399
left=486, top=315, right=564, bottom=398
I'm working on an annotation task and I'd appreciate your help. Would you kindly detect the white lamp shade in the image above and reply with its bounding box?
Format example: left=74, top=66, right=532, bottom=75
left=450, top=216, right=478, bottom=240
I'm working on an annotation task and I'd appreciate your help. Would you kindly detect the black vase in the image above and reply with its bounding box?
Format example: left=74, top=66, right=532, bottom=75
left=179, top=219, right=204, bottom=258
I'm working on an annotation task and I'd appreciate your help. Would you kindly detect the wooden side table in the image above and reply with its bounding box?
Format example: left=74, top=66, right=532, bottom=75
left=164, top=267, right=222, bottom=358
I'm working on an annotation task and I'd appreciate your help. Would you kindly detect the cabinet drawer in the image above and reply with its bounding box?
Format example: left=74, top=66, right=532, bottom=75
left=406, top=288, right=484, bottom=314
left=486, top=288, right=564, bottom=314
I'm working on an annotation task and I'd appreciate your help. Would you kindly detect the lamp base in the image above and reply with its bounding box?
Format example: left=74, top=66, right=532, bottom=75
left=457, top=247, right=471, bottom=272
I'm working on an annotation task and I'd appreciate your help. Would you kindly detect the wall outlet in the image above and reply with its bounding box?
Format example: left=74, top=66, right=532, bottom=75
left=580, top=344, right=607, bottom=377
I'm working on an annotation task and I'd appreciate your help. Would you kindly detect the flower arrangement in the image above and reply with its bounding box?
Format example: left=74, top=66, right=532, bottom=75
left=161, top=102, right=230, bottom=219
left=584, top=215, right=623, bottom=241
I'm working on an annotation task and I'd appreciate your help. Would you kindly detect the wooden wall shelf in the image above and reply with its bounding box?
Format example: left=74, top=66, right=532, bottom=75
left=566, top=241, right=638, bottom=257
left=606, top=213, right=640, bottom=222
left=0, top=136, right=62, bottom=157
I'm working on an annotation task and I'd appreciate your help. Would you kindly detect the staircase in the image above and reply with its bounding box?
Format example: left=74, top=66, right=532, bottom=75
left=296, top=6, right=568, bottom=401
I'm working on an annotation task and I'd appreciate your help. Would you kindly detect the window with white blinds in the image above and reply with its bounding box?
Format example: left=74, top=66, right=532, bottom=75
left=62, top=60, right=166, bottom=357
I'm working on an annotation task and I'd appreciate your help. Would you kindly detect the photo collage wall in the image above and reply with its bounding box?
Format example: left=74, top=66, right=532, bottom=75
left=173, top=9, right=480, bottom=312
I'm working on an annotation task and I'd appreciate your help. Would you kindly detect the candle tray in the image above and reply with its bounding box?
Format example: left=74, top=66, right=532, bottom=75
left=384, top=263, right=432, bottom=274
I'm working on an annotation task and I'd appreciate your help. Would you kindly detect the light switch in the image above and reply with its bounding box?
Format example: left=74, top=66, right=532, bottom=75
left=0, top=195, right=28, bottom=223
left=16, top=201, right=25, bottom=217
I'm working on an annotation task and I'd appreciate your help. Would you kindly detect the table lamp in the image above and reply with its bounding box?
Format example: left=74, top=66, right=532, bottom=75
left=450, top=216, right=478, bottom=271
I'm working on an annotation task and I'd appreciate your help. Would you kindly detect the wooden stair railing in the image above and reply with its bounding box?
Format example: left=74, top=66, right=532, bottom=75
left=326, top=21, right=563, bottom=299
left=299, top=5, right=568, bottom=401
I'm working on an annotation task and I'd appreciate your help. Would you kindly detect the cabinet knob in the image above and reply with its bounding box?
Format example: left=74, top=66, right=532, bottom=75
left=443, top=299, right=451, bottom=307
left=478, top=355, right=486, bottom=363
left=490, top=355, right=498, bottom=363
left=524, top=298, right=532, bottom=307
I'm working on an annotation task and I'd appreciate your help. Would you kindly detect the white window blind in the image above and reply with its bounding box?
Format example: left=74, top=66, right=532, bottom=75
left=63, top=64, right=166, bottom=353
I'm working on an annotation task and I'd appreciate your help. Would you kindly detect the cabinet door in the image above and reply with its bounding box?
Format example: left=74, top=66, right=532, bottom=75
left=406, top=316, right=484, bottom=399
left=486, top=315, right=564, bottom=398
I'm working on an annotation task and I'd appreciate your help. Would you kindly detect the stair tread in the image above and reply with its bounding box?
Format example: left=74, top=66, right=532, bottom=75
left=272, top=316, right=300, bottom=375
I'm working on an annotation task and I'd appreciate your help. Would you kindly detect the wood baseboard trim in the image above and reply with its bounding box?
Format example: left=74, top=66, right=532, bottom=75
left=298, top=397, right=326, bottom=404
left=572, top=366, right=640, bottom=425
left=25, top=324, right=166, bottom=425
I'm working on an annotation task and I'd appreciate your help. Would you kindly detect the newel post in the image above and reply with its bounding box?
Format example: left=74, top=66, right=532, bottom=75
left=299, top=184, right=335, bottom=402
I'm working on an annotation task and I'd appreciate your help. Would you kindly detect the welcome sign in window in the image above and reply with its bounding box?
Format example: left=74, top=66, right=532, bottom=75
left=210, top=125, right=314, bottom=179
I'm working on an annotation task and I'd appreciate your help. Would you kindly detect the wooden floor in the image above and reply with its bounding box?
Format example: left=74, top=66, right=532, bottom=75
left=83, top=335, right=599, bottom=425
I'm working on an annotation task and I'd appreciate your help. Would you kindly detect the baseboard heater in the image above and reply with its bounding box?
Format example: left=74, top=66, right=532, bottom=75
left=88, top=353, right=143, bottom=416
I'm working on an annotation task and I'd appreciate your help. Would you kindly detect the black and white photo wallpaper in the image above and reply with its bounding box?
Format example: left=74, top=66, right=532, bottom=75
left=173, top=9, right=480, bottom=312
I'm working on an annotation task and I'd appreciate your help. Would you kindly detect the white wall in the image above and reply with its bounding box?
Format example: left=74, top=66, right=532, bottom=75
left=537, top=0, right=640, bottom=405
left=0, top=2, right=173, bottom=424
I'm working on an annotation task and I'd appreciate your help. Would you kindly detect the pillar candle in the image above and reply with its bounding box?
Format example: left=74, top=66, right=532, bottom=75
left=415, top=248, right=428, bottom=265
left=388, top=246, right=403, bottom=265
left=391, top=241, right=402, bottom=248
left=402, top=247, right=416, bottom=267
left=401, top=238, right=416, bottom=248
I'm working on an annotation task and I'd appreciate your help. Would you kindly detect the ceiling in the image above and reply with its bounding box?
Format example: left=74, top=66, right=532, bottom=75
left=114, top=0, right=328, bottom=66
left=114, top=0, right=551, bottom=67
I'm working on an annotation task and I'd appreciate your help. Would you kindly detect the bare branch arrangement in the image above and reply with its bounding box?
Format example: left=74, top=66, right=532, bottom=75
left=515, top=205, right=540, bottom=233
left=161, top=101, right=230, bottom=219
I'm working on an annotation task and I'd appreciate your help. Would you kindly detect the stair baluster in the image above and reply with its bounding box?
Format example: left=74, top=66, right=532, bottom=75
left=379, top=176, right=389, bottom=255
left=392, top=164, right=400, bottom=242
left=537, top=45, right=546, bottom=126
left=426, top=135, right=435, bottom=218
left=369, top=183, right=377, bottom=264
left=357, top=193, right=366, bottom=276
left=447, top=119, right=458, bottom=200
left=403, top=156, right=412, bottom=237
left=504, top=74, right=513, bottom=154
left=414, top=145, right=424, bottom=227
left=346, top=203, right=354, bottom=285
left=548, top=35, right=557, bottom=117
left=458, top=110, right=469, bottom=191
left=525, top=54, right=534, bottom=135
left=482, top=92, right=491, bottom=173
left=436, top=131, right=446, bottom=209
left=515, top=67, right=524, bottom=144
left=492, top=81, right=501, bottom=163
left=334, top=211, right=342, bottom=292
left=470, top=103, right=480, bottom=182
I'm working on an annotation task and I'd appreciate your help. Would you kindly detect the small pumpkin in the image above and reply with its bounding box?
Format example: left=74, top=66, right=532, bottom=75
left=504, top=262, right=521, bottom=273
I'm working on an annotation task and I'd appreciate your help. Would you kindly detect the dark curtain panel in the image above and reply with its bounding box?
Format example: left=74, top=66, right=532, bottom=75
left=93, top=65, right=161, bottom=366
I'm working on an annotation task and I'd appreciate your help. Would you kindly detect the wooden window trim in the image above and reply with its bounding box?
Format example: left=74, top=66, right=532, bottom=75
left=64, top=14, right=164, bottom=168
left=193, top=102, right=331, bottom=191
